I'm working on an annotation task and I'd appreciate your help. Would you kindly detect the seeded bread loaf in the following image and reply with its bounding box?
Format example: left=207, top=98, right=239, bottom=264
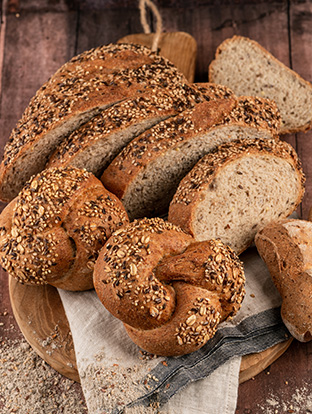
left=46, top=85, right=202, bottom=175
left=93, top=217, right=245, bottom=356
left=0, top=43, right=188, bottom=202
left=46, top=83, right=235, bottom=176
left=0, top=167, right=129, bottom=291
left=102, top=96, right=280, bottom=220
left=255, top=219, right=312, bottom=342
left=168, top=138, right=305, bottom=254
left=209, top=35, right=312, bottom=134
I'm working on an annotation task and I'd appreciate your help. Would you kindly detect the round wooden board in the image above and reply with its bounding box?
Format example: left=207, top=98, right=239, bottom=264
left=9, top=276, right=292, bottom=384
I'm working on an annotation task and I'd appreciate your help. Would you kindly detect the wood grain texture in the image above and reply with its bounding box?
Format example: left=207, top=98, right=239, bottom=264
left=290, top=1, right=312, bottom=219
left=118, top=32, right=197, bottom=82
left=9, top=276, right=79, bottom=382
left=76, top=8, right=144, bottom=53
left=238, top=339, right=293, bottom=384
left=0, top=12, right=77, bottom=159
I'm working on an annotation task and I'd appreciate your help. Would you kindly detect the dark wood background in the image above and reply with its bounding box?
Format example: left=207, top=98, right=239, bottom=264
left=0, top=0, right=311, bottom=412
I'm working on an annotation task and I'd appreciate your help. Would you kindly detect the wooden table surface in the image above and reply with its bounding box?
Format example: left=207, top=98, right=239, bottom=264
left=0, top=0, right=311, bottom=412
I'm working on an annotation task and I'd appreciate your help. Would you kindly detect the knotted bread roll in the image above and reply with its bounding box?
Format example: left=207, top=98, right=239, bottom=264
left=0, top=166, right=129, bottom=291
left=93, top=217, right=245, bottom=356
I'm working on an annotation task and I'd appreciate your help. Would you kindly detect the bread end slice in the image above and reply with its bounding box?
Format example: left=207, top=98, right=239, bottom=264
left=209, top=35, right=312, bottom=134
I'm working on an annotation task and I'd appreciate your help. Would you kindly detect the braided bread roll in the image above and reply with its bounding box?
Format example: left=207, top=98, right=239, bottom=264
left=94, top=218, right=245, bottom=356
left=0, top=167, right=129, bottom=291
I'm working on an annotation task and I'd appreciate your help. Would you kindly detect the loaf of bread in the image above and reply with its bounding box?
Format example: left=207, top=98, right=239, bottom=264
left=93, top=217, right=245, bottom=356
left=46, top=83, right=236, bottom=176
left=102, top=95, right=280, bottom=220
left=209, top=35, right=312, bottom=134
left=46, top=85, right=204, bottom=175
left=255, top=219, right=312, bottom=342
left=168, top=138, right=305, bottom=254
left=0, top=166, right=129, bottom=291
left=0, top=43, right=188, bottom=202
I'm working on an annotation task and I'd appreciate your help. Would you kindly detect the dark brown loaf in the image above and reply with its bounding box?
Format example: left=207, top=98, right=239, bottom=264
left=255, top=219, right=312, bottom=342
left=0, top=43, right=188, bottom=202
left=93, top=217, right=245, bottom=356
left=0, top=166, right=129, bottom=291
left=168, top=138, right=305, bottom=254
left=101, top=95, right=280, bottom=220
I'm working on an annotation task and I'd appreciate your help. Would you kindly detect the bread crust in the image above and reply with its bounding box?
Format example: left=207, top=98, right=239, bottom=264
left=101, top=99, right=237, bottom=206
left=168, top=138, right=305, bottom=254
left=101, top=95, right=280, bottom=220
left=46, top=84, right=205, bottom=174
left=0, top=166, right=129, bottom=291
left=0, top=43, right=187, bottom=202
left=209, top=35, right=312, bottom=134
left=255, top=219, right=312, bottom=342
left=93, top=218, right=245, bottom=356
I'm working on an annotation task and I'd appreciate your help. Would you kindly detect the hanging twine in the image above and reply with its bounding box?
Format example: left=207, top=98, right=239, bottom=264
left=139, top=0, right=163, bottom=52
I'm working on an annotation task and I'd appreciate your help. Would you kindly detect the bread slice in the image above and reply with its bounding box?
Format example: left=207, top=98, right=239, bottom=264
left=255, top=219, right=312, bottom=342
left=46, top=84, right=230, bottom=176
left=168, top=138, right=305, bottom=254
left=0, top=43, right=188, bottom=202
left=102, top=96, right=280, bottom=220
left=209, top=35, right=312, bottom=134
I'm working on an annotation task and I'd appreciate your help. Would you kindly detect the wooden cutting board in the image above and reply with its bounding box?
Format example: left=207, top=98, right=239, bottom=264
left=9, top=276, right=292, bottom=384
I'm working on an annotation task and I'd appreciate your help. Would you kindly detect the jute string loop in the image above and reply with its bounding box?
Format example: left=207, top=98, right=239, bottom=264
left=139, top=0, right=163, bottom=52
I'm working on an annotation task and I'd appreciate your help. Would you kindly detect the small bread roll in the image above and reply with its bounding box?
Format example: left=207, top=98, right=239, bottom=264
left=0, top=166, right=129, bottom=291
left=94, top=217, right=245, bottom=356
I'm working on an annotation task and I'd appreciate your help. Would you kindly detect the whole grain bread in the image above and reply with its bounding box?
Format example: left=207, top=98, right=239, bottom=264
left=255, top=219, right=312, bottom=342
left=102, top=96, right=280, bottom=220
left=0, top=43, right=188, bottom=202
left=93, top=217, right=245, bottom=356
left=0, top=166, right=129, bottom=291
left=46, top=83, right=235, bottom=176
left=209, top=35, right=312, bottom=134
left=168, top=138, right=305, bottom=254
left=46, top=85, right=203, bottom=175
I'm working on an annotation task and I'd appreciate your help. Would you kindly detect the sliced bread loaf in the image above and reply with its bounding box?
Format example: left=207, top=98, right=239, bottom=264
left=0, top=43, right=188, bottom=202
left=209, top=36, right=312, bottom=134
left=46, top=82, right=235, bottom=176
left=46, top=84, right=225, bottom=176
left=102, top=96, right=280, bottom=220
left=168, top=138, right=305, bottom=254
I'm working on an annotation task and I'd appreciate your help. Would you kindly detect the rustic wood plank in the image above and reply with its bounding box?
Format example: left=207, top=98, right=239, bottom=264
left=156, top=1, right=290, bottom=81
left=0, top=12, right=77, bottom=159
left=76, top=8, right=144, bottom=53
left=289, top=1, right=312, bottom=219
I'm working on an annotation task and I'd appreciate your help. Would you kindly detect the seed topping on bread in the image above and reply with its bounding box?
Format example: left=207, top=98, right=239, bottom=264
left=216, top=96, right=281, bottom=133
left=110, top=99, right=234, bottom=171
left=48, top=87, right=201, bottom=166
left=100, top=217, right=185, bottom=312
left=94, top=217, right=245, bottom=355
left=0, top=166, right=128, bottom=287
left=171, top=138, right=305, bottom=206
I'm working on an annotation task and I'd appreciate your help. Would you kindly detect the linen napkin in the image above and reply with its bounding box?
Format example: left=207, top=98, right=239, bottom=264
left=58, top=246, right=290, bottom=414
